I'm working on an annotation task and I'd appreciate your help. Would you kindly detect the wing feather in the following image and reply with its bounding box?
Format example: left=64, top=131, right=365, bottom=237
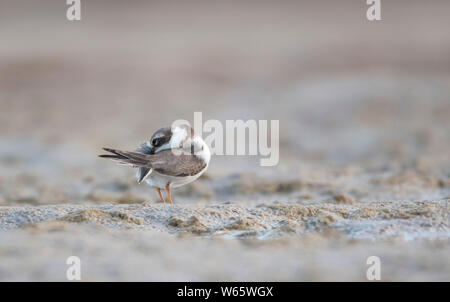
left=148, top=150, right=206, bottom=177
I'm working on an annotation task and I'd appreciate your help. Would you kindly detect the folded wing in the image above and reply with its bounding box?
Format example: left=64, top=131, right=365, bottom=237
left=149, top=150, right=207, bottom=177
left=99, top=148, right=206, bottom=178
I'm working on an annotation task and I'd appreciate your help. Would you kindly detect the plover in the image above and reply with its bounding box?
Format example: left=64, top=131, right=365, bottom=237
left=99, top=125, right=211, bottom=204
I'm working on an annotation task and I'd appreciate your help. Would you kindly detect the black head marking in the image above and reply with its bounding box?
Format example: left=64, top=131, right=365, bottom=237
left=150, top=127, right=172, bottom=150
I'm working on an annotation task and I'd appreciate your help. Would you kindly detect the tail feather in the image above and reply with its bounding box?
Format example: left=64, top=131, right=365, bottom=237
left=99, top=148, right=149, bottom=167
left=98, top=154, right=127, bottom=159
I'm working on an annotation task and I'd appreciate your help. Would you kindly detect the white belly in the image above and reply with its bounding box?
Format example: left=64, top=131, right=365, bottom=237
left=143, top=167, right=207, bottom=189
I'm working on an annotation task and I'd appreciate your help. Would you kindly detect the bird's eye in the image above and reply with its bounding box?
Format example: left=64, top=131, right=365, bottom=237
left=152, top=138, right=160, bottom=147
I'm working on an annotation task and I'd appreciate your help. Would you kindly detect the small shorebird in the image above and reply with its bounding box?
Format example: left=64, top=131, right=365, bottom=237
left=99, top=125, right=211, bottom=204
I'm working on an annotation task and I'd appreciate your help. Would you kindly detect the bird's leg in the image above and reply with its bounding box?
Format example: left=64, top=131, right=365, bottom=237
left=156, top=187, right=165, bottom=203
left=165, top=184, right=173, bottom=204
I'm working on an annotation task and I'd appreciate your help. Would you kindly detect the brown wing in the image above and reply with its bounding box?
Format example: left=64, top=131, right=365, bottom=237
left=148, top=149, right=206, bottom=177
left=100, top=147, right=206, bottom=177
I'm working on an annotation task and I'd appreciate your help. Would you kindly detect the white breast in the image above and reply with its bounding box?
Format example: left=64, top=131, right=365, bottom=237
left=144, top=165, right=208, bottom=189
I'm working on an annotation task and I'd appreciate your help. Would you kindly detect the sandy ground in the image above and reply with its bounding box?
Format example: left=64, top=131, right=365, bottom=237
left=0, top=0, right=449, bottom=281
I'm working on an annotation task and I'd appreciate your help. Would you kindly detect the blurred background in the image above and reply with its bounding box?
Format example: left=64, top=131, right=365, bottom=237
left=0, top=0, right=449, bottom=205
left=0, top=0, right=449, bottom=281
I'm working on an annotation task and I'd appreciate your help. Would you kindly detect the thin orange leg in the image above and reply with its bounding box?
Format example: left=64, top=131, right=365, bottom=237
left=156, top=187, right=165, bottom=203
left=165, top=184, right=173, bottom=204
